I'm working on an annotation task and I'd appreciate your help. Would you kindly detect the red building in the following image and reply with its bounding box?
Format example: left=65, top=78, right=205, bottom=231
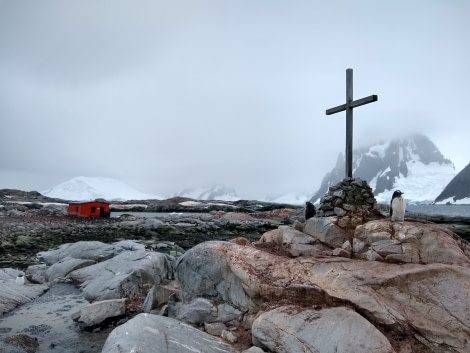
left=67, top=201, right=110, bottom=218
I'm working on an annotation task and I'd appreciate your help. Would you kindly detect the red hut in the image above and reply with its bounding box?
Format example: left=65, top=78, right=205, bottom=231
left=67, top=201, right=110, bottom=218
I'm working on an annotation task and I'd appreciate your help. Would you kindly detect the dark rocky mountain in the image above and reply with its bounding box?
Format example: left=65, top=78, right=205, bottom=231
left=311, top=134, right=455, bottom=204
left=435, top=162, right=470, bottom=203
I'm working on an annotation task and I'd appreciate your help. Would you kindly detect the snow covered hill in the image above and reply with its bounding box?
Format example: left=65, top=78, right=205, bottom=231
left=310, top=134, right=457, bottom=204
left=265, top=192, right=310, bottom=206
left=174, top=184, right=240, bottom=201
left=41, top=176, right=163, bottom=201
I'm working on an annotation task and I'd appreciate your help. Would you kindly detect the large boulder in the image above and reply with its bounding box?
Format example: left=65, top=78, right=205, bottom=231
left=252, top=305, right=394, bottom=353
left=101, top=313, right=238, bottom=353
left=67, top=249, right=175, bottom=301
left=354, top=220, right=470, bottom=264
left=176, top=241, right=258, bottom=312
left=176, top=241, right=470, bottom=352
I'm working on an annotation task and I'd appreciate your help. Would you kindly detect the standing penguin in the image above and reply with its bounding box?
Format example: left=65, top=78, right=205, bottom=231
left=305, top=201, right=316, bottom=220
left=390, top=190, right=405, bottom=222
left=15, top=272, right=25, bottom=285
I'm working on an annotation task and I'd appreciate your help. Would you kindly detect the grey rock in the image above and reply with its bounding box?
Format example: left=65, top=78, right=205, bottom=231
left=341, top=240, right=352, bottom=251
left=242, top=347, right=265, bottom=353
left=141, top=281, right=179, bottom=313
left=371, top=239, right=403, bottom=257
left=67, top=249, right=175, bottom=301
left=176, top=241, right=257, bottom=311
left=252, top=306, right=394, bottom=353
left=25, top=264, right=47, bottom=284
left=385, top=253, right=413, bottom=263
left=334, top=207, right=347, bottom=216
left=216, top=303, right=242, bottom=323
left=356, top=220, right=470, bottom=265
left=45, top=257, right=96, bottom=282
left=205, top=322, right=227, bottom=336
left=175, top=297, right=217, bottom=324
left=332, top=248, right=350, bottom=258
left=304, top=217, right=349, bottom=248
left=258, top=225, right=314, bottom=246
left=221, top=329, right=238, bottom=343
left=364, top=249, right=384, bottom=261
left=37, top=240, right=145, bottom=266
left=76, top=298, right=127, bottom=327
left=101, top=313, right=238, bottom=353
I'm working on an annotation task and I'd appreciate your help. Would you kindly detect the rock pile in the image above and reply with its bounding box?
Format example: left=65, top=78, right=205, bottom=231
left=316, top=177, right=377, bottom=217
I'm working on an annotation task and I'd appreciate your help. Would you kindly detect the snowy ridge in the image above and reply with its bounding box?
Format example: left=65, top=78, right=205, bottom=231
left=175, top=184, right=240, bottom=201
left=266, top=192, right=310, bottom=206
left=42, top=176, right=163, bottom=201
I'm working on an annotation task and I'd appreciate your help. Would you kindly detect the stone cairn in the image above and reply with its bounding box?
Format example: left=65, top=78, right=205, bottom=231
left=316, top=178, right=377, bottom=228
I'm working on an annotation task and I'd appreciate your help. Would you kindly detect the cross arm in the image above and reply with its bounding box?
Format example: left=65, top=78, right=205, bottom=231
left=325, top=94, right=378, bottom=115
left=349, top=94, right=378, bottom=109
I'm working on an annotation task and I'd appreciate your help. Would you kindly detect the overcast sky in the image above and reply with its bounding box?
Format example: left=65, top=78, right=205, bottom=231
left=1, top=0, right=469, bottom=199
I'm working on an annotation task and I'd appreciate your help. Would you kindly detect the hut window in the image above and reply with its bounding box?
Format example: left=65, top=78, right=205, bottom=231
left=91, top=207, right=96, bottom=213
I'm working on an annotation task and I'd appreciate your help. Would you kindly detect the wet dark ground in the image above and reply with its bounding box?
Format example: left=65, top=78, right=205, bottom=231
left=0, top=283, right=113, bottom=353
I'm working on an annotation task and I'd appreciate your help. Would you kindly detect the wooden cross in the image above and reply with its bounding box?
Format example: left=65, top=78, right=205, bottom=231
left=326, top=68, right=378, bottom=178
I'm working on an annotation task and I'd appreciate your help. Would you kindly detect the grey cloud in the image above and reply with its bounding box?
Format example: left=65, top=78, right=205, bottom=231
left=1, top=1, right=469, bottom=199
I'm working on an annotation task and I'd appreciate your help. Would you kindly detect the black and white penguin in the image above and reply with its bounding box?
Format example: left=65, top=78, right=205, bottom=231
left=15, top=272, right=25, bottom=285
left=305, top=201, right=316, bottom=220
left=390, top=190, right=405, bottom=222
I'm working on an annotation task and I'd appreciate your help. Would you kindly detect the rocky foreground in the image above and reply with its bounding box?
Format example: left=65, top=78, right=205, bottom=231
left=1, top=216, right=470, bottom=351
left=1, top=188, right=470, bottom=352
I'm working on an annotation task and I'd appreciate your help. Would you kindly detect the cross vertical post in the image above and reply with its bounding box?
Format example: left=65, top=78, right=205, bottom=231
left=345, top=68, right=353, bottom=179
left=326, top=68, right=378, bottom=178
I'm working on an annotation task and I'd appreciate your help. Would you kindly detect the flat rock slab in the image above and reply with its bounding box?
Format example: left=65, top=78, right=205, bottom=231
left=77, top=298, right=127, bottom=327
left=102, top=313, right=238, bottom=353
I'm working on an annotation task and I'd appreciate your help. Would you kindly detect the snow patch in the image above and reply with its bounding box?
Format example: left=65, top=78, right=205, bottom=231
left=179, top=201, right=202, bottom=207
left=435, top=196, right=470, bottom=205
left=376, top=161, right=456, bottom=204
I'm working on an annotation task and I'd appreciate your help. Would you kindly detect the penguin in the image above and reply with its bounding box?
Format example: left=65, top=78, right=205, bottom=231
left=390, top=190, right=405, bottom=222
left=305, top=201, right=316, bottom=220
left=15, top=272, right=25, bottom=285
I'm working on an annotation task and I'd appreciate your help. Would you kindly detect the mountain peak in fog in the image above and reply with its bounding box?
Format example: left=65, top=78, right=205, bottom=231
left=311, top=134, right=456, bottom=204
